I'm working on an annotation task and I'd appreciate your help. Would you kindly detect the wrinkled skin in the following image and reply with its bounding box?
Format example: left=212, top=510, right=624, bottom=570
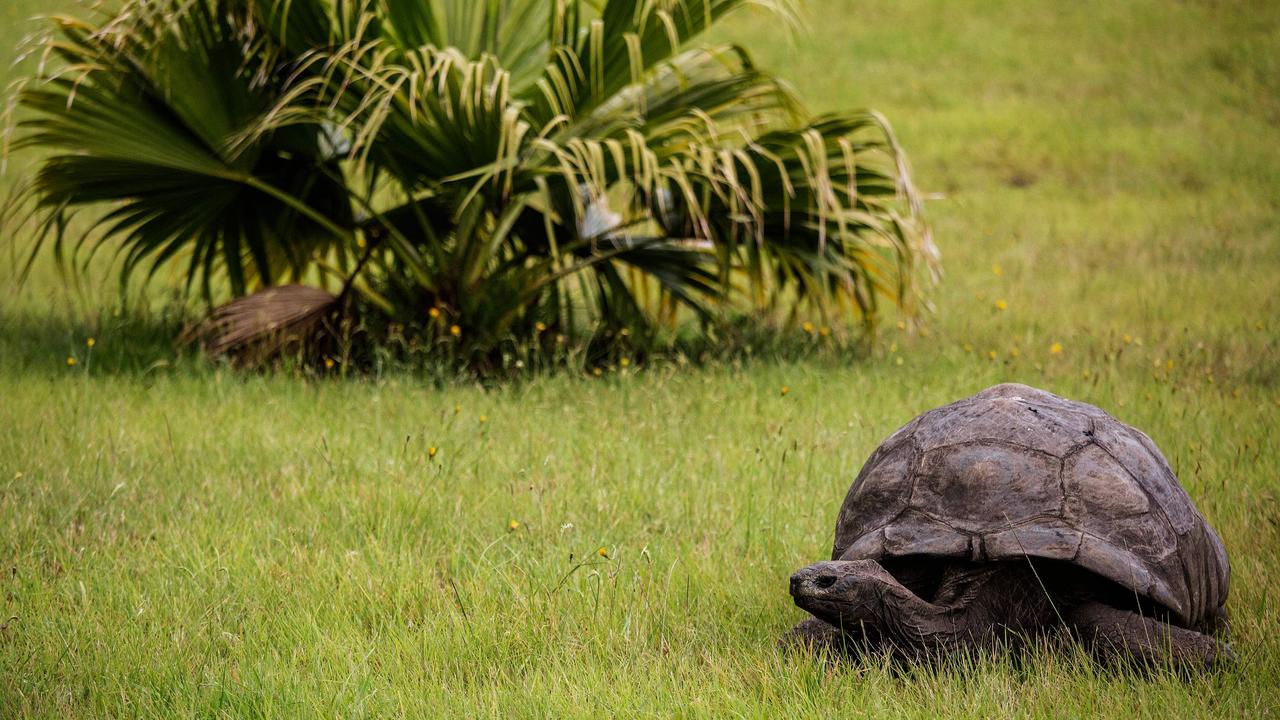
left=788, top=559, right=1231, bottom=667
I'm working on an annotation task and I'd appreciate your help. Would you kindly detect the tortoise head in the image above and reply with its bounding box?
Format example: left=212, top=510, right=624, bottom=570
left=789, top=559, right=908, bottom=635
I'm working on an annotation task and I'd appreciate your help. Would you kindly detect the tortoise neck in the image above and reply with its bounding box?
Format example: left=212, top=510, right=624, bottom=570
left=882, top=563, right=1061, bottom=652
left=878, top=583, right=962, bottom=649
left=841, top=561, right=961, bottom=647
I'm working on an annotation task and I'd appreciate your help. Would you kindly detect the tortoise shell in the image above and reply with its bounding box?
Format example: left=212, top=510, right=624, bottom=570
left=833, top=383, right=1229, bottom=629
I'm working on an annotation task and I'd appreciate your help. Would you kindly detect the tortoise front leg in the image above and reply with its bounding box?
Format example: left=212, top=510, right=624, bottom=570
left=782, top=617, right=871, bottom=655
left=1065, top=602, right=1234, bottom=668
left=784, top=617, right=842, bottom=653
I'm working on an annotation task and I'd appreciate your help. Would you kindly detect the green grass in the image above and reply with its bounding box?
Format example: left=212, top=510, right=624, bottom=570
left=2, top=0, right=1279, bottom=716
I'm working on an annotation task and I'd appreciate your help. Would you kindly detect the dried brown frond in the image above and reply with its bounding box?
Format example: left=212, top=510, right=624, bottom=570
left=189, top=284, right=340, bottom=365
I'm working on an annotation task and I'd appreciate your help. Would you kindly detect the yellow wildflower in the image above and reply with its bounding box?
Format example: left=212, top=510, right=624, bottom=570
left=802, top=321, right=815, bottom=334
left=1122, top=334, right=1133, bottom=345
left=450, top=324, right=462, bottom=337
left=992, top=264, right=1004, bottom=276
left=619, top=328, right=630, bottom=337
left=479, top=414, right=488, bottom=424
left=592, top=367, right=603, bottom=377
left=66, top=356, right=76, bottom=367
left=535, top=321, right=547, bottom=332
left=819, top=326, right=831, bottom=337
left=619, top=358, right=631, bottom=368
left=994, top=299, right=1008, bottom=312
left=987, top=350, right=998, bottom=361
left=780, top=386, right=790, bottom=396
left=86, top=338, right=96, bottom=348
left=324, top=358, right=335, bottom=369
left=1050, top=342, right=1063, bottom=355
left=509, top=519, right=520, bottom=531
left=428, top=446, right=438, bottom=460
left=429, top=307, right=441, bottom=319
left=1166, top=359, right=1174, bottom=370
left=597, top=547, right=608, bottom=558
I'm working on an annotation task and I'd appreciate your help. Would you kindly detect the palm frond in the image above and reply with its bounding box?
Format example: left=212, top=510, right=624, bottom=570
left=9, top=2, right=355, bottom=300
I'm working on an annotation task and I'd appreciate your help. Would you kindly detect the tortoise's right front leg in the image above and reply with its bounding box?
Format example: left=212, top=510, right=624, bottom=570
left=783, top=617, right=843, bottom=652
left=782, top=617, right=866, bottom=656
left=1065, top=602, right=1234, bottom=668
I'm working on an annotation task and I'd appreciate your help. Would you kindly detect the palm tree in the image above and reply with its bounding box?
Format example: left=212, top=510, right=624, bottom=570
left=5, top=0, right=936, bottom=367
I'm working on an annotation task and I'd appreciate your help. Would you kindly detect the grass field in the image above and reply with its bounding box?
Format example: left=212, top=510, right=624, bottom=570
left=2, top=0, right=1279, bottom=717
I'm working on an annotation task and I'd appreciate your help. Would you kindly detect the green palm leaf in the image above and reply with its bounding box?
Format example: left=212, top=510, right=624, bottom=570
left=9, top=3, right=355, bottom=299
left=5, top=0, right=935, bottom=367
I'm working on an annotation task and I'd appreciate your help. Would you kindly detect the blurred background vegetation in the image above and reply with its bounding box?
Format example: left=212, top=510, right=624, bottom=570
left=2, top=0, right=937, bottom=374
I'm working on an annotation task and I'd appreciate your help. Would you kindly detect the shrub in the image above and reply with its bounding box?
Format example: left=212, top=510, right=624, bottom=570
left=4, top=0, right=936, bottom=370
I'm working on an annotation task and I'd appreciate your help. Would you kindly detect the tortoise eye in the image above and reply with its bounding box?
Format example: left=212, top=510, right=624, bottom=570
left=814, top=575, right=837, bottom=589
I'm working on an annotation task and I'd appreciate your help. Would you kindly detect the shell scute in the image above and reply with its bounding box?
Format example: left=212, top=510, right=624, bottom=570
left=1074, top=534, right=1181, bottom=615
left=913, top=442, right=1062, bottom=532
left=914, top=390, right=1092, bottom=458
left=1089, top=424, right=1199, bottom=535
left=831, top=436, right=916, bottom=558
left=882, top=512, right=970, bottom=557
left=982, top=523, right=1082, bottom=561
left=1063, top=444, right=1151, bottom=517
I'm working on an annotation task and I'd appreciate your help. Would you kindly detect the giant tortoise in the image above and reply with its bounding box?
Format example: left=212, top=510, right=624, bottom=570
left=789, top=383, right=1231, bottom=666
